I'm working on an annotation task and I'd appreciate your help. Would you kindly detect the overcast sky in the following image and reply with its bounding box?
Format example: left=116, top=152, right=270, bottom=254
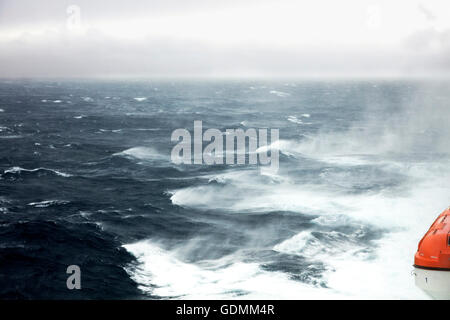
left=0, top=0, right=449, bottom=78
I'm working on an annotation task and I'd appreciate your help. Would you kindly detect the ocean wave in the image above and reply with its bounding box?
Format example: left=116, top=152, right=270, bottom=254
left=114, top=147, right=167, bottom=161
left=123, top=240, right=341, bottom=299
left=257, top=139, right=373, bottom=165
left=287, top=116, right=303, bottom=124
left=129, top=128, right=161, bottom=131
left=272, top=227, right=425, bottom=299
left=170, top=167, right=347, bottom=214
left=273, top=230, right=371, bottom=261
left=99, top=129, right=122, bottom=133
left=2, top=166, right=72, bottom=178
left=269, top=90, right=290, bottom=97
left=169, top=157, right=450, bottom=298
left=27, top=200, right=70, bottom=208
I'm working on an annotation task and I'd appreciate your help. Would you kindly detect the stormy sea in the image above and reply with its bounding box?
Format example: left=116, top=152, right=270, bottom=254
left=1, top=79, right=449, bottom=299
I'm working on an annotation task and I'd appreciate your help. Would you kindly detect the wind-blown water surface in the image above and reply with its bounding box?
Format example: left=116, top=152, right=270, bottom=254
left=1, top=79, right=449, bottom=299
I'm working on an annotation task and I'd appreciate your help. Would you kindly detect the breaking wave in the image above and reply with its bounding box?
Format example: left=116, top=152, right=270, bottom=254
left=114, top=147, right=167, bottom=162
left=2, top=167, right=72, bottom=178
left=123, top=240, right=342, bottom=299
left=27, top=200, right=70, bottom=208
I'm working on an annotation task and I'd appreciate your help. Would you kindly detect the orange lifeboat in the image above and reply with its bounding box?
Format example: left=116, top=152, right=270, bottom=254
left=414, top=207, right=450, bottom=299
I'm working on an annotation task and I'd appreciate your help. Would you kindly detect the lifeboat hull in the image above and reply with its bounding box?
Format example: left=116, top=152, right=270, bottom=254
left=414, top=267, right=450, bottom=300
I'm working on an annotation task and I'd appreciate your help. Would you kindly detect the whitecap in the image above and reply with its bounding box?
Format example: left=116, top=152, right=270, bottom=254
left=130, top=128, right=160, bottom=131
left=287, top=116, right=303, bottom=124
left=3, top=166, right=72, bottom=177
left=123, top=240, right=341, bottom=299
left=114, top=147, right=166, bottom=161
left=99, top=129, right=122, bottom=133
left=270, top=90, right=290, bottom=97
left=273, top=230, right=368, bottom=261
left=79, top=211, right=93, bottom=218
left=133, top=97, right=147, bottom=102
left=27, top=200, right=70, bottom=208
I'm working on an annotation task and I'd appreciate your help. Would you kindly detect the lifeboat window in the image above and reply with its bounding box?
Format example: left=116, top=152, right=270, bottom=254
left=448, top=234, right=450, bottom=246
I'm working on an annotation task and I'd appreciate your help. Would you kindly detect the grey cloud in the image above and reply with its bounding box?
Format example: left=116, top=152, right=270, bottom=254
left=418, top=4, right=436, bottom=22
left=0, top=30, right=445, bottom=78
left=0, top=0, right=269, bottom=26
left=1, top=0, right=450, bottom=78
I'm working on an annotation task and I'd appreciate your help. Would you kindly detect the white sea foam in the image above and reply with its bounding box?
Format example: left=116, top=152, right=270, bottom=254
left=287, top=116, right=303, bottom=124
left=99, top=128, right=122, bottom=133
left=27, top=200, right=70, bottom=208
left=79, top=211, right=93, bottom=218
left=130, top=128, right=160, bottom=131
left=258, top=138, right=377, bottom=165
left=269, top=90, right=290, bottom=97
left=3, top=166, right=72, bottom=177
left=123, top=240, right=342, bottom=299
left=114, top=147, right=166, bottom=161
left=167, top=149, right=450, bottom=299
left=133, top=97, right=147, bottom=102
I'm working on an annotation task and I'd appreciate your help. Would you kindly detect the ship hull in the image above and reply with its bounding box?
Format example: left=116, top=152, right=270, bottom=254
left=414, top=267, right=450, bottom=300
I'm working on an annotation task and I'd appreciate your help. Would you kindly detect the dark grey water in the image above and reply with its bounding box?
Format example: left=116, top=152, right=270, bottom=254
left=1, top=79, right=449, bottom=299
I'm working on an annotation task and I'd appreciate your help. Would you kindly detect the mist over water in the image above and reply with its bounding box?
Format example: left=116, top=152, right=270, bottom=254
left=0, top=79, right=449, bottom=299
